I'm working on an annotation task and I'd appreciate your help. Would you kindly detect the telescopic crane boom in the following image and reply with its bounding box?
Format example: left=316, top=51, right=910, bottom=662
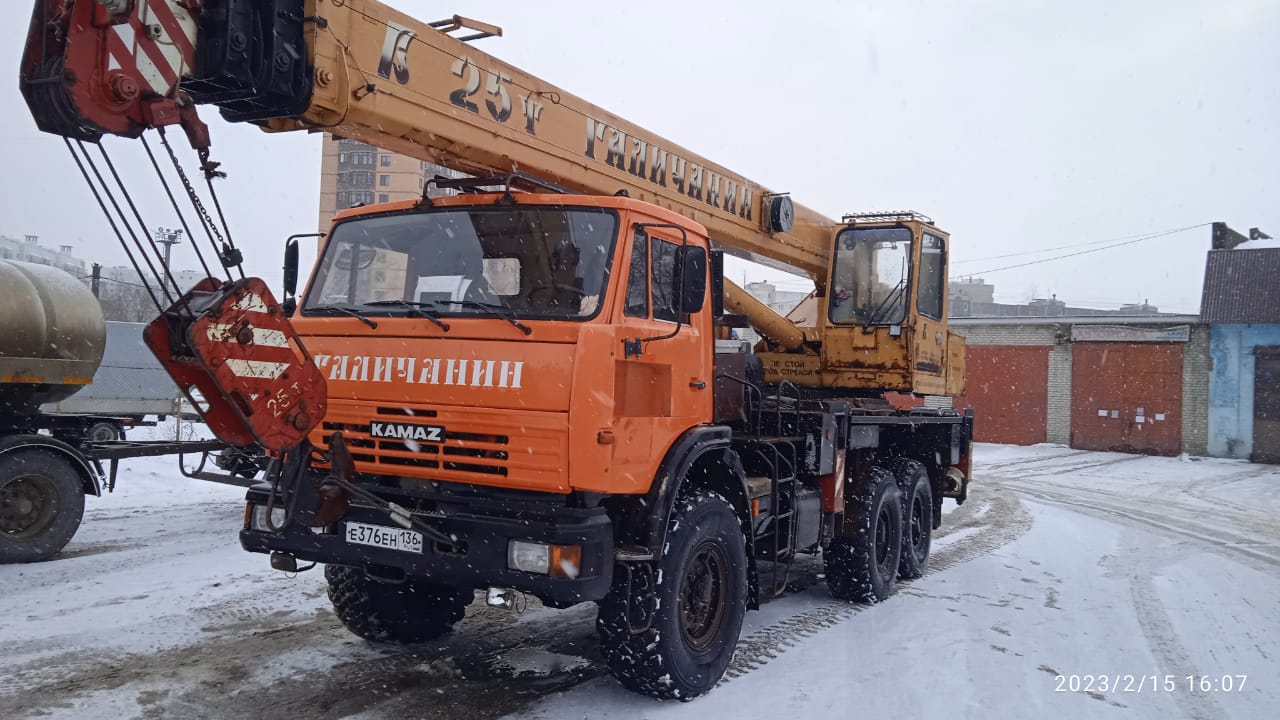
left=22, top=0, right=965, bottom=394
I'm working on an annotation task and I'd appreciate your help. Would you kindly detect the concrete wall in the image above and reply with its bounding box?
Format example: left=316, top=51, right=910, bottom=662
left=1208, top=324, right=1280, bottom=458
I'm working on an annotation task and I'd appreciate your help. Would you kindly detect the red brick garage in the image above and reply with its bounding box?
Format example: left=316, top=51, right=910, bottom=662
left=1070, top=342, right=1183, bottom=455
left=959, top=345, right=1049, bottom=445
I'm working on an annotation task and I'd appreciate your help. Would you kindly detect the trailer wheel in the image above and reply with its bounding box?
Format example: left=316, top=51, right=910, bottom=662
left=824, top=467, right=901, bottom=602
left=325, top=565, right=472, bottom=644
left=85, top=421, right=122, bottom=443
left=894, top=460, right=933, bottom=579
left=596, top=489, right=748, bottom=700
left=0, top=450, right=86, bottom=563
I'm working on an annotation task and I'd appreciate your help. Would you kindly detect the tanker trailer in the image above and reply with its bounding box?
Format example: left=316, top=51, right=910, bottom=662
left=0, top=259, right=107, bottom=562
left=0, top=260, right=263, bottom=563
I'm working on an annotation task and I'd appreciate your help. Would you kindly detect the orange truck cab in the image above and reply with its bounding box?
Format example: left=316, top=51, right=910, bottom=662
left=243, top=189, right=717, bottom=605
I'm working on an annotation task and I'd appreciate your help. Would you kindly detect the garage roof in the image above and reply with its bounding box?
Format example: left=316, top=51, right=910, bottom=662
left=1200, top=247, right=1280, bottom=324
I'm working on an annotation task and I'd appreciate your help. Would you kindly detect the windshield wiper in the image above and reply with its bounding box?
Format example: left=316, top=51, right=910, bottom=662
left=362, top=300, right=451, bottom=331
left=861, top=280, right=906, bottom=333
left=443, top=300, right=532, bottom=335
left=313, top=305, right=378, bottom=329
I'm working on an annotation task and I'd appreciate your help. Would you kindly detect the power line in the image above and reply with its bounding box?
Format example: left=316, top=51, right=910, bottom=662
left=950, top=224, right=1205, bottom=265
left=950, top=223, right=1210, bottom=279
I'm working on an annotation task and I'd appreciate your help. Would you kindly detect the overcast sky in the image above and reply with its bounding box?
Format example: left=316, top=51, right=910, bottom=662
left=3, top=0, right=1276, bottom=313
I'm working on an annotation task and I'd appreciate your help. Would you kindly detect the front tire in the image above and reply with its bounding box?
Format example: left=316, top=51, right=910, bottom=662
left=0, top=449, right=86, bottom=563
left=824, top=467, right=902, bottom=602
left=597, top=489, right=748, bottom=700
left=325, top=565, right=472, bottom=644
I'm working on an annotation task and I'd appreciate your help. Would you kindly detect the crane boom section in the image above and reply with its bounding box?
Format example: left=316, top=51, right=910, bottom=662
left=267, top=1, right=834, bottom=282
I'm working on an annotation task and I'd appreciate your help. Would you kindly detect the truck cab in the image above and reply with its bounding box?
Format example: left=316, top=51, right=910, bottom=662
left=245, top=189, right=715, bottom=605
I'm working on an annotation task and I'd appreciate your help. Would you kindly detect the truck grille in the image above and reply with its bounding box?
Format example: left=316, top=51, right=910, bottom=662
left=312, top=404, right=568, bottom=492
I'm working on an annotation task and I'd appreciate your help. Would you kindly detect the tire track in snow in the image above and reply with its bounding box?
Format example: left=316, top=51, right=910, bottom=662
left=1, top=489, right=1025, bottom=719
left=1126, top=556, right=1226, bottom=720
left=724, top=488, right=1032, bottom=680
left=995, top=480, right=1280, bottom=573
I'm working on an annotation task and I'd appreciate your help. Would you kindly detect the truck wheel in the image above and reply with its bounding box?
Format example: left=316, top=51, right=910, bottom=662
left=824, top=467, right=901, bottom=602
left=0, top=450, right=86, bottom=563
left=325, top=565, right=472, bottom=644
left=596, top=489, right=748, bottom=700
left=894, top=460, right=933, bottom=579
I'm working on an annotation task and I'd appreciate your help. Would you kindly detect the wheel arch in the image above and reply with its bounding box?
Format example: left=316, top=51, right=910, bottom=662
left=0, top=434, right=101, bottom=497
left=639, top=425, right=760, bottom=610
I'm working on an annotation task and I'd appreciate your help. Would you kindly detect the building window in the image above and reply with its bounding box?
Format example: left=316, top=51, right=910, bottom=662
left=378, top=193, right=389, bottom=203
left=337, top=190, right=375, bottom=207
left=380, top=155, right=392, bottom=167
left=380, top=174, right=390, bottom=186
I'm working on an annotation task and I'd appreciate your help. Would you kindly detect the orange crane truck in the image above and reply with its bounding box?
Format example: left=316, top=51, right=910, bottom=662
left=21, top=0, right=973, bottom=699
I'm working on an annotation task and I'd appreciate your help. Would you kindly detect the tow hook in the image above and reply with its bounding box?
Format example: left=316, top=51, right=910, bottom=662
left=270, top=552, right=299, bottom=572
left=269, top=552, right=316, bottom=574
left=487, top=587, right=513, bottom=608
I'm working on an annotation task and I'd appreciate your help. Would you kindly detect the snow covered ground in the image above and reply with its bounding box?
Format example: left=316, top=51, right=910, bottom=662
left=2, top=443, right=1278, bottom=719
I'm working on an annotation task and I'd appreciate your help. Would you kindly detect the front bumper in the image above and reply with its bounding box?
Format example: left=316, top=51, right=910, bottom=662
left=239, top=484, right=614, bottom=607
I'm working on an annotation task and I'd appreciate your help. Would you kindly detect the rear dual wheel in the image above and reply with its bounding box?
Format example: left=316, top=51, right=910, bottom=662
left=824, top=467, right=902, bottom=602
left=894, top=460, right=933, bottom=580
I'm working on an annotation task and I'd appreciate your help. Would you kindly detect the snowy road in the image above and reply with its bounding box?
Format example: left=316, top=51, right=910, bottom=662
left=2, top=445, right=1277, bottom=719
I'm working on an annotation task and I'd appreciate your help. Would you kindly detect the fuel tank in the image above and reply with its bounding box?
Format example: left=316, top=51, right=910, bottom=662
left=0, top=260, right=106, bottom=410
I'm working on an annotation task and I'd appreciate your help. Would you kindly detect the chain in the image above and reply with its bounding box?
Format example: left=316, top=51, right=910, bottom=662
left=159, top=132, right=240, bottom=279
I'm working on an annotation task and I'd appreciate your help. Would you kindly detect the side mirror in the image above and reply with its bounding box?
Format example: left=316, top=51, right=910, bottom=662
left=709, top=249, right=725, bottom=318
left=282, top=232, right=324, bottom=315
left=678, top=246, right=707, bottom=314
left=283, top=238, right=299, bottom=298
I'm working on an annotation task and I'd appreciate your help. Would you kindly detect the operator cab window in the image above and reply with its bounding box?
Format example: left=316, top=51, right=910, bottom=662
left=829, top=226, right=912, bottom=326
left=917, top=232, right=945, bottom=320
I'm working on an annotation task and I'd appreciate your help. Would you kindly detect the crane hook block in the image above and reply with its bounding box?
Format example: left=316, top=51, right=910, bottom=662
left=20, top=0, right=211, bottom=149
left=143, top=277, right=329, bottom=452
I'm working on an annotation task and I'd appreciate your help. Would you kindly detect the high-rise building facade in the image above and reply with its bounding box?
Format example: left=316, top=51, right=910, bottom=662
left=318, top=135, right=459, bottom=230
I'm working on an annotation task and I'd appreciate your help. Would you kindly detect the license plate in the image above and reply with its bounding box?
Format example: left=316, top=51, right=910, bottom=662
left=345, top=522, right=424, bottom=554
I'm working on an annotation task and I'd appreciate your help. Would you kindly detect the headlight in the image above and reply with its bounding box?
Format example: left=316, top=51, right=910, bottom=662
left=249, top=503, right=287, bottom=532
left=507, top=540, right=582, bottom=578
left=508, top=540, right=550, bottom=574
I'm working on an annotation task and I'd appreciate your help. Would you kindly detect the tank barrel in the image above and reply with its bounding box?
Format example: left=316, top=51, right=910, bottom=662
left=0, top=260, right=106, bottom=410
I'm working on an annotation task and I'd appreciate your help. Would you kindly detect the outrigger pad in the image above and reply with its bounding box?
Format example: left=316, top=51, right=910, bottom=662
left=144, top=276, right=327, bottom=451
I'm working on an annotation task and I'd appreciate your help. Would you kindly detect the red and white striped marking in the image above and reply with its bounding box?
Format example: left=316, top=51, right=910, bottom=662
left=203, top=292, right=296, bottom=381
left=104, top=0, right=197, bottom=97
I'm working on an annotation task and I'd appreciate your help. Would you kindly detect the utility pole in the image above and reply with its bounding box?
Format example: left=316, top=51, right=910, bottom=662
left=90, top=263, right=101, bottom=298
left=153, top=227, right=183, bottom=289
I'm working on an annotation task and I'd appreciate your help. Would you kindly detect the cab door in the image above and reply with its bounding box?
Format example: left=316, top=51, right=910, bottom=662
left=608, top=223, right=713, bottom=490
left=911, top=230, right=949, bottom=395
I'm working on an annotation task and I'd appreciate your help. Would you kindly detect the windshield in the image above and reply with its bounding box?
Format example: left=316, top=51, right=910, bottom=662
left=303, top=206, right=618, bottom=320
left=829, top=226, right=912, bottom=326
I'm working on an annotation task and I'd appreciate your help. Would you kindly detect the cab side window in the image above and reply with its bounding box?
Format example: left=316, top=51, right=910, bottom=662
left=624, top=230, right=649, bottom=318
left=650, top=237, right=680, bottom=323
left=917, top=232, right=945, bottom=320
